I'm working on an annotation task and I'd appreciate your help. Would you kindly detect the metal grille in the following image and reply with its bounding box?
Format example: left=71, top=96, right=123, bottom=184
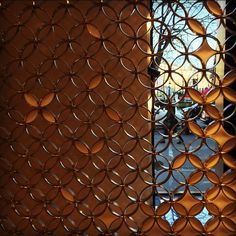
left=0, top=0, right=235, bottom=235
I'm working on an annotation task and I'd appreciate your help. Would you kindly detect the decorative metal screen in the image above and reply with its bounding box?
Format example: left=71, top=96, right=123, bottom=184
left=0, top=0, right=236, bottom=235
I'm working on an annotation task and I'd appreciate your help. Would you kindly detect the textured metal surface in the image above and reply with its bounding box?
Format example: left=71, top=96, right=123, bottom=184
left=0, top=0, right=235, bottom=235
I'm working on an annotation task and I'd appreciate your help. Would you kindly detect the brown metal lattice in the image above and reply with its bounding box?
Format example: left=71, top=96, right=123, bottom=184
left=0, top=0, right=236, bottom=235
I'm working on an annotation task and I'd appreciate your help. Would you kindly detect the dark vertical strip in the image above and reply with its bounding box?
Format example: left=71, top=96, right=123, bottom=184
left=224, top=0, right=236, bottom=172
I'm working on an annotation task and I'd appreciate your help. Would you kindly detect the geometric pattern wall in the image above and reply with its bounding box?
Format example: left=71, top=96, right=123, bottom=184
left=0, top=0, right=235, bottom=235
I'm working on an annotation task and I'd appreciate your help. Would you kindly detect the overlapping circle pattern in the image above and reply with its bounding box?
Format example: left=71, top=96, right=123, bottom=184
left=0, top=0, right=236, bottom=235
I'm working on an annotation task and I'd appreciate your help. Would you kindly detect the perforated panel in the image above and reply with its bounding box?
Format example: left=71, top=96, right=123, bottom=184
left=0, top=0, right=235, bottom=235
